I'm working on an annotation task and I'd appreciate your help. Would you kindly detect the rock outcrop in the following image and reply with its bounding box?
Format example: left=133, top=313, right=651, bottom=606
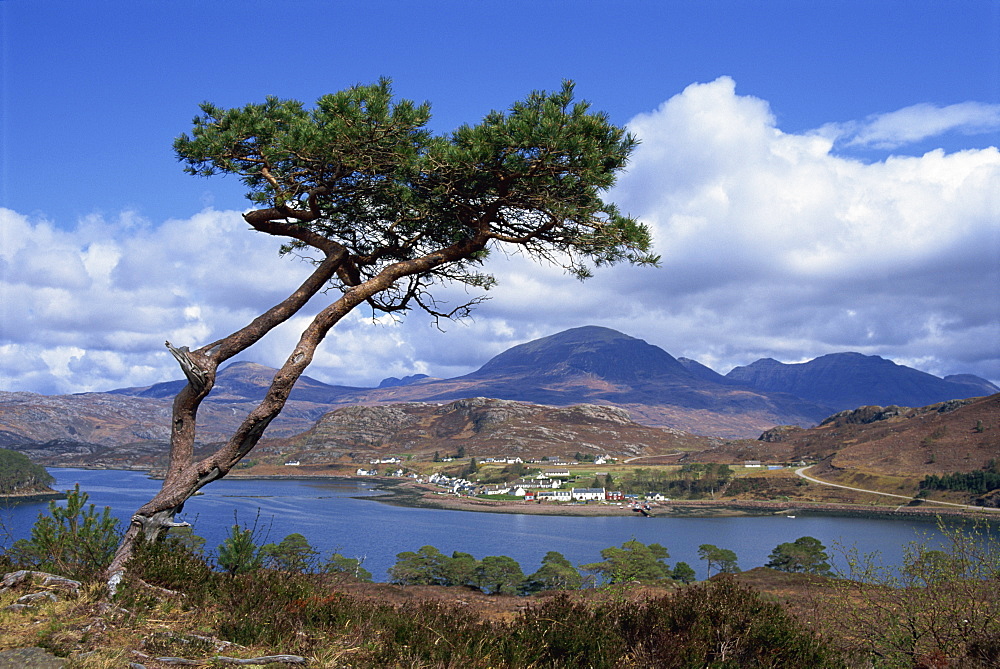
left=283, top=397, right=712, bottom=463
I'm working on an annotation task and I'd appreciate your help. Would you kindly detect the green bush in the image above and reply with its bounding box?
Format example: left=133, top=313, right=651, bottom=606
left=323, top=551, right=373, bottom=581
left=6, top=484, right=120, bottom=581
left=827, top=519, right=1000, bottom=667
left=212, top=570, right=316, bottom=648
left=260, top=532, right=318, bottom=572
left=215, top=521, right=265, bottom=575
left=583, top=538, right=672, bottom=584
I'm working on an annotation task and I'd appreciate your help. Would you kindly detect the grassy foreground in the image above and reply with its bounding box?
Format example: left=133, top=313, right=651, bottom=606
left=1, top=532, right=999, bottom=668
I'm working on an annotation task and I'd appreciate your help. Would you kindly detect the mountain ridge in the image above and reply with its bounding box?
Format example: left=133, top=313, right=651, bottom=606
left=2, top=326, right=995, bottom=447
left=724, top=351, right=996, bottom=410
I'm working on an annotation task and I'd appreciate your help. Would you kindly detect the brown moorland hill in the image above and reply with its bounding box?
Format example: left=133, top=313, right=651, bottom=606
left=279, top=397, right=717, bottom=463
left=674, top=394, right=999, bottom=480
left=794, top=394, right=998, bottom=478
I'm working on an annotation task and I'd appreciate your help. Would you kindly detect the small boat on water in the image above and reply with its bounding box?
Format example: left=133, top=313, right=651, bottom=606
left=632, top=504, right=653, bottom=517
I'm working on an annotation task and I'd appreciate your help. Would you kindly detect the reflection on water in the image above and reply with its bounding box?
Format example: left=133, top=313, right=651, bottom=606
left=0, top=468, right=983, bottom=582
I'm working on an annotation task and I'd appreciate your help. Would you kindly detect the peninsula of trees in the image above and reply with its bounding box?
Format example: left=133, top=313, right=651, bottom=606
left=0, top=448, right=54, bottom=496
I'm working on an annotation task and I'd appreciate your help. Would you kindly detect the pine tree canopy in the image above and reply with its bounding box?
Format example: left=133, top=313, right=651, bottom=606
left=174, top=79, right=656, bottom=319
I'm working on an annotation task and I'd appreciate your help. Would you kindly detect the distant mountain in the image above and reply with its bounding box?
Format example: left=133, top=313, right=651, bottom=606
left=446, top=326, right=700, bottom=405
left=111, top=361, right=362, bottom=404
left=943, top=374, right=1000, bottom=397
left=724, top=352, right=999, bottom=412
left=351, top=326, right=831, bottom=436
left=472, top=326, right=692, bottom=382
left=378, top=374, right=432, bottom=389
left=677, top=357, right=733, bottom=385
left=3, top=326, right=995, bottom=455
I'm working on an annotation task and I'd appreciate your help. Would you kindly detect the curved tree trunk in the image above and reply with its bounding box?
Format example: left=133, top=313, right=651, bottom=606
left=106, top=218, right=487, bottom=593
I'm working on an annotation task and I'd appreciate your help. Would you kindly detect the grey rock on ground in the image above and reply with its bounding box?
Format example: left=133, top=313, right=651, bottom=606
left=0, top=647, right=67, bottom=668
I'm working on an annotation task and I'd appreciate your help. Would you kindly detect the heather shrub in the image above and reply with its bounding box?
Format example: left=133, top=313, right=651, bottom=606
left=211, top=569, right=316, bottom=647
left=825, top=519, right=1000, bottom=668
left=124, top=527, right=215, bottom=606
left=617, top=576, right=843, bottom=668
left=504, top=595, right=626, bottom=668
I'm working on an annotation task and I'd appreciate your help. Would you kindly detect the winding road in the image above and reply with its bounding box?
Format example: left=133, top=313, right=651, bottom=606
left=794, top=466, right=997, bottom=513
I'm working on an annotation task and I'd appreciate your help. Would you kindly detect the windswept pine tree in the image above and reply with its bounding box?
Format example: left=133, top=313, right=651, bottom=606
left=107, top=79, right=656, bottom=585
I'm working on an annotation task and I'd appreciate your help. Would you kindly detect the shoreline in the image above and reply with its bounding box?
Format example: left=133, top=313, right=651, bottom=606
left=49, top=467, right=1000, bottom=522
left=271, top=475, right=1000, bottom=522
left=0, top=489, right=66, bottom=505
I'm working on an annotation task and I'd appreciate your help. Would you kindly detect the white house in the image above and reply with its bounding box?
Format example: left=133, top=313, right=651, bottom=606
left=572, top=487, right=606, bottom=501
left=516, top=477, right=560, bottom=489
left=537, top=489, right=572, bottom=502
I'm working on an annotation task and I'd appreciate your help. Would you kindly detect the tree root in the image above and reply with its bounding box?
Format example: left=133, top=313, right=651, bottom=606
left=129, top=577, right=184, bottom=600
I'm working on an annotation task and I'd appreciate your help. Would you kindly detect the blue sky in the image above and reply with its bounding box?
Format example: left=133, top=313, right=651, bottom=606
left=2, top=1, right=999, bottom=396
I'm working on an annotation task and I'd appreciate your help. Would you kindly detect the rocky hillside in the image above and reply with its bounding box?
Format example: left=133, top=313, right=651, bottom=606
left=278, top=397, right=717, bottom=463
left=803, top=394, right=1000, bottom=479
left=683, top=393, right=1000, bottom=480
left=0, top=385, right=332, bottom=469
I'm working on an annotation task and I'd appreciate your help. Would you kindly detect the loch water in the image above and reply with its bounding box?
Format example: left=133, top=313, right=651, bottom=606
left=0, top=468, right=978, bottom=581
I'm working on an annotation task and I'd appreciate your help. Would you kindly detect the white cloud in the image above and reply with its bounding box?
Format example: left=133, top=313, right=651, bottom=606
left=443, top=78, right=1000, bottom=384
left=1, top=78, right=999, bottom=396
left=0, top=208, right=318, bottom=393
left=820, top=101, right=1000, bottom=149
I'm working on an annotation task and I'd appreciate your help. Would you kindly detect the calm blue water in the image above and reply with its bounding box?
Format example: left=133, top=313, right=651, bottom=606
left=0, top=468, right=978, bottom=581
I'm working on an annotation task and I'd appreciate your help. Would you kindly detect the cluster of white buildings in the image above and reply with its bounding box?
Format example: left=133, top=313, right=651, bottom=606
left=473, top=471, right=626, bottom=502
left=347, top=451, right=630, bottom=505
left=475, top=486, right=631, bottom=503
left=479, top=456, right=524, bottom=464
left=418, top=471, right=477, bottom=494
left=356, top=467, right=405, bottom=477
